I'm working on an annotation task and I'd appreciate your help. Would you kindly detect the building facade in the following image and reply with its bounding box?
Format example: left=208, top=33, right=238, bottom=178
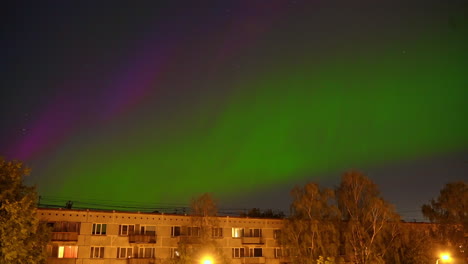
left=39, top=208, right=286, bottom=264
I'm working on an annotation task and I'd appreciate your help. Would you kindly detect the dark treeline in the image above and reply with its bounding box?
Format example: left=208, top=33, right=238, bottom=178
left=275, top=171, right=467, bottom=264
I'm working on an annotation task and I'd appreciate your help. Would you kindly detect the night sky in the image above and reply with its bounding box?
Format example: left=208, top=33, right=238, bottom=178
left=1, top=0, right=467, bottom=220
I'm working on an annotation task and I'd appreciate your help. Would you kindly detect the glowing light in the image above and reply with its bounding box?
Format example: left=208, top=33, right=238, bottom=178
left=201, top=256, right=213, bottom=264
left=441, top=254, right=450, bottom=261
left=436, top=253, right=452, bottom=264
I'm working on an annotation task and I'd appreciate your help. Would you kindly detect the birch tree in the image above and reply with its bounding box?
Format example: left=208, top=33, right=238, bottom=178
left=336, top=171, right=400, bottom=264
left=282, top=182, right=341, bottom=264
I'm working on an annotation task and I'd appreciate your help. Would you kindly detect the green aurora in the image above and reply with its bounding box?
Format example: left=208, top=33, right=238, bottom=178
left=39, top=30, right=468, bottom=205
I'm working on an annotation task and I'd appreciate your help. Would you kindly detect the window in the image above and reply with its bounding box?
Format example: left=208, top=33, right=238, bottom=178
left=119, top=225, right=135, bottom=236
left=274, top=229, right=281, bottom=239
left=275, top=248, right=283, bottom=258
left=273, top=229, right=281, bottom=239
left=212, top=227, right=223, bottom=238
left=249, top=248, right=263, bottom=257
left=49, top=222, right=80, bottom=232
left=232, top=248, right=245, bottom=258
left=117, top=247, right=133, bottom=258
left=171, top=226, right=181, bottom=237
left=90, top=246, right=105, bottom=258
left=92, top=223, right=107, bottom=235
left=49, top=246, right=78, bottom=258
left=138, top=247, right=155, bottom=258
left=141, top=225, right=156, bottom=236
left=248, top=228, right=262, bottom=237
left=187, top=226, right=200, bottom=237
left=170, top=248, right=180, bottom=258
left=232, top=228, right=244, bottom=238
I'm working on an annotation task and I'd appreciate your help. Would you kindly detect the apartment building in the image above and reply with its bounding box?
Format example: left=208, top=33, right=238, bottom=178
left=38, top=208, right=286, bottom=264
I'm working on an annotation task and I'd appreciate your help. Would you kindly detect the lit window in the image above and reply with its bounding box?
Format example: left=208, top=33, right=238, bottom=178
left=232, top=248, right=245, bottom=258
left=58, top=246, right=78, bottom=258
left=92, top=223, right=107, bottom=235
left=119, top=225, right=135, bottom=236
left=232, top=228, right=244, bottom=238
left=117, top=247, right=133, bottom=258
left=90, top=246, right=105, bottom=258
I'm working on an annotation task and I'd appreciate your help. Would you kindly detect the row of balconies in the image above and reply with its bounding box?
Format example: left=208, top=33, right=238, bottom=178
left=51, top=231, right=157, bottom=243
left=47, top=258, right=159, bottom=264
left=51, top=232, right=264, bottom=244
left=47, top=258, right=269, bottom=264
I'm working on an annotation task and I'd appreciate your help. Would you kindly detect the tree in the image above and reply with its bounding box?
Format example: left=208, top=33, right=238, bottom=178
left=170, top=193, right=231, bottom=264
left=190, top=193, right=218, bottom=241
left=281, top=182, right=341, bottom=264
left=0, top=157, right=50, bottom=264
left=336, top=171, right=400, bottom=264
left=422, top=181, right=468, bottom=261
left=385, top=222, right=437, bottom=264
left=240, top=208, right=285, bottom=218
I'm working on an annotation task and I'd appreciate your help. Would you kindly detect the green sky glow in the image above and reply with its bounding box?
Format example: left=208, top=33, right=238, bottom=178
left=39, top=29, right=467, bottom=205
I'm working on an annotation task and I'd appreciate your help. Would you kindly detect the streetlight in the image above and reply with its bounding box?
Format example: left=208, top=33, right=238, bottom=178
left=201, top=255, right=213, bottom=264
left=436, top=253, right=451, bottom=264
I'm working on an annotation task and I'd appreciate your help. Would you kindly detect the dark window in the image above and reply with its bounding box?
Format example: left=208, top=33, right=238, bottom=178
left=90, top=247, right=104, bottom=258
left=274, top=229, right=281, bottom=239
left=171, top=226, right=181, bottom=237
left=212, top=227, right=223, bottom=237
left=251, top=248, right=262, bottom=257
left=188, top=227, right=200, bottom=237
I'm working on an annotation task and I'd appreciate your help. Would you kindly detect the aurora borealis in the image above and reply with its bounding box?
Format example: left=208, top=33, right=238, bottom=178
left=2, top=0, right=467, bottom=219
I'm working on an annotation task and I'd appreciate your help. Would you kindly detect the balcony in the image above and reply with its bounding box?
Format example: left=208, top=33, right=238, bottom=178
left=241, top=236, right=263, bottom=244
left=242, top=257, right=266, bottom=264
left=128, top=258, right=158, bottom=264
left=51, top=232, right=78, bottom=241
left=47, top=258, right=77, bottom=264
left=128, top=234, right=157, bottom=243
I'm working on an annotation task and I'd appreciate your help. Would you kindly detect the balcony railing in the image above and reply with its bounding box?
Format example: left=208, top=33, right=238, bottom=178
left=51, top=232, right=79, bottom=241
left=128, top=234, right=157, bottom=243
left=241, top=236, right=263, bottom=244
left=242, top=257, right=266, bottom=264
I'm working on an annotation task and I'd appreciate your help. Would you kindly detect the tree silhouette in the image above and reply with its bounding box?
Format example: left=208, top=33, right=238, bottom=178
left=422, top=181, right=468, bottom=262
left=0, top=157, right=50, bottom=264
